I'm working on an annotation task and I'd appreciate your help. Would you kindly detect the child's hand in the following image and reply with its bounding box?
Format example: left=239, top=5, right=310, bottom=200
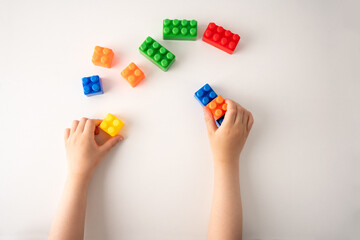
left=203, top=99, right=254, bottom=164
left=64, top=118, right=123, bottom=181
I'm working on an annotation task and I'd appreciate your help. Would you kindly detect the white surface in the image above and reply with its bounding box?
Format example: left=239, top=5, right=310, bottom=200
left=0, top=0, right=359, bottom=239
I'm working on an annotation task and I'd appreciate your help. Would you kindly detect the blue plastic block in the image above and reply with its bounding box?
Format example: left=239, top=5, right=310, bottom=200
left=216, top=115, right=224, bottom=127
left=194, top=83, right=217, bottom=106
left=82, top=75, right=103, bottom=97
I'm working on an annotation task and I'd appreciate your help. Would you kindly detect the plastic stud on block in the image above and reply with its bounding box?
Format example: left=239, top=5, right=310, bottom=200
left=207, top=96, right=227, bottom=120
left=92, top=46, right=114, bottom=68
left=163, top=19, right=197, bottom=40
left=139, top=36, right=176, bottom=72
left=99, top=113, right=124, bottom=137
left=121, top=62, right=145, bottom=87
left=82, top=75, right=104, bottom=97
left=202, top=22, right=240, bottom=54
left=194, top=83, right=218, bottom=106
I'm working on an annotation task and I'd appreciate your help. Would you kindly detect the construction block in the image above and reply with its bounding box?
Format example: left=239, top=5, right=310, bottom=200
left=92, top=46, right=114, bottom=68
left=82, top=75, right=103, bottom=97
left=163, top=19, right=197, bottom=40
left=99, top=113, right=124, bottom=137
left=121, top=62, right=145, bottom=87
left=139, top=36, right=175, bottom=71
left=216, top=115, right=224, bottom=127
left=194, top=83, right=217, bottom=106
left=207, top=95, right=227, bottom=120
left=202, top=22, right=240, bottom=54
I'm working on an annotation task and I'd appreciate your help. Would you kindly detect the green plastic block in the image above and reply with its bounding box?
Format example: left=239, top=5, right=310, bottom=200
left=139, top=36, right=176, bottom=72
left=163, top=19, right=197, bottom=41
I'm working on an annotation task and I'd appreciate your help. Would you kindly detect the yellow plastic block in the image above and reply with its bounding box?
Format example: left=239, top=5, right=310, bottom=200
left=99, top=113, right=124, bottom=136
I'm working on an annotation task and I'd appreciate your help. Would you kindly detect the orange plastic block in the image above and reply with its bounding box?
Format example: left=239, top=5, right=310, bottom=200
left=92, top=46, right=114, bottom=68
left=99, top=113, right=124, bottom=137
left=207, top=96, right=227, bottom=120
left=121, top=62, right=145, bottom=87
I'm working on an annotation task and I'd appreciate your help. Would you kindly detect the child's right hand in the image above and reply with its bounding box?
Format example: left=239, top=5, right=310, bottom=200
left=203, top=99, right=254, bottom=164
left=64, top=118, right=123, bottom=182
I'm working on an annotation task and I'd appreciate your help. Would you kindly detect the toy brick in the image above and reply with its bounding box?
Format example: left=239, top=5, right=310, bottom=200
left=202, top=22, right=240, bottom=54
left=121, top=62, right=145, bottom=87
left=139, top=36, right=175, bottom=71
left=82, top=75, right=103, bottom=97
left=99, top=113, right=124, bottom=137
left=163, top=19, right=197, bottom=40
left=207, top=95, right=227, bottom=120
left=216, top=115, right=224, bottom=127
left=92, top=46, right=114, bottom=68
left=194, top=83, right=217, bottom=106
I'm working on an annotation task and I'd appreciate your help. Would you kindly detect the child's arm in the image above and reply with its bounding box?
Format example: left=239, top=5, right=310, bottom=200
left=49, top=118, right=123, bottom=240
left=204, top=100, right=254, bottom=240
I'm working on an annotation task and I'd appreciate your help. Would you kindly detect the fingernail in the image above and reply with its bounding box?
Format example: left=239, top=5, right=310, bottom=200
left=118, top=136, right=124, bottom=141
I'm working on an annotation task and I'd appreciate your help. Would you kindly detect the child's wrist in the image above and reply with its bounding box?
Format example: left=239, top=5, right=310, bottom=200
left=67, top=172, right=93, bottom=187
left=213, top=158, right=240, bottom=177
left=213, top=153, right=240, bottom=165
left=214, top=159, right=239, bottom=168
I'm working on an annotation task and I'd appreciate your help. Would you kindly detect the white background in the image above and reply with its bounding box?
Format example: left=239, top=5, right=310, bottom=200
left=0, top=0, right=359, bottom=239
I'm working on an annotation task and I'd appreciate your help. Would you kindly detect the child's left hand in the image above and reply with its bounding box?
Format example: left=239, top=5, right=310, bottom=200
left=64, top=118, right=123, bottom=182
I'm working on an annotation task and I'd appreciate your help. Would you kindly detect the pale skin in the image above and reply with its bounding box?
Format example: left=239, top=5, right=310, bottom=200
left=205, top=99, right=254, bottom=240
left=49, top=99, right=253, bottom=240
left=49, top=118, right=123, bottom=240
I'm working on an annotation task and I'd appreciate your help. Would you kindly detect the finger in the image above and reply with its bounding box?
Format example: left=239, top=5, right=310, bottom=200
left=94, top=119, right=103, bottom=135
left=235, top=104, right=245, bottom=125
left=203, top=107, right=217, bottom=135
left=76, top=117, right=88, bottom=133
left=94, top=119, right=102, bottom=126
left=70, top=120, right=80, bottom=134
left=240, top=104, right=251, bottom=124
left=84, top=119, right=96, bottom=136
left=222, top=99, right=237, bottom=125
left=247, top=112, right=254, bottom=131
left=95, top=127, right=100, bottom=135
left=99, top=135, right=124, bottom=153
left=64, top=128, right=70, bottom=142
left=243, top=110, right=250, bottom=125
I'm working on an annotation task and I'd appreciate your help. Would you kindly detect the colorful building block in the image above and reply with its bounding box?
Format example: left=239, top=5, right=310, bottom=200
left=121, top=62, right=145, bottom=87
left=92, top=46, right=114, bottom=68
left=206, top=95, right=227, bottom=120
left=163, top=19, right=197, bottom=40
left=216, top=116, right=224, bottom=127
left=139, top=36, right=175, bottom=71
left=99, top=113, right=124, bottom=137
left=82, top=75, right=103, bottom=97
left=194, top=83, right=217, bottom=106
left=202, top=22, right=240, bottom=54
left=194, top=84, right=227, bottom=126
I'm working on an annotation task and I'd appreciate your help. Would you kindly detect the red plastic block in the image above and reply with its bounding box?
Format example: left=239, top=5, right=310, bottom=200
left=206, top=95, right=227, bottom=120
left=202, top=22, right=240, bottom=54
left=92, top=46, right=114, bottom=68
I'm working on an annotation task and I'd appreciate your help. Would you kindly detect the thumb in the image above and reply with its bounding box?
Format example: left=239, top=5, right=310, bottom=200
left=100, top=135, right=123, bottom=153
left=203, top=107, right=217, bottom=135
